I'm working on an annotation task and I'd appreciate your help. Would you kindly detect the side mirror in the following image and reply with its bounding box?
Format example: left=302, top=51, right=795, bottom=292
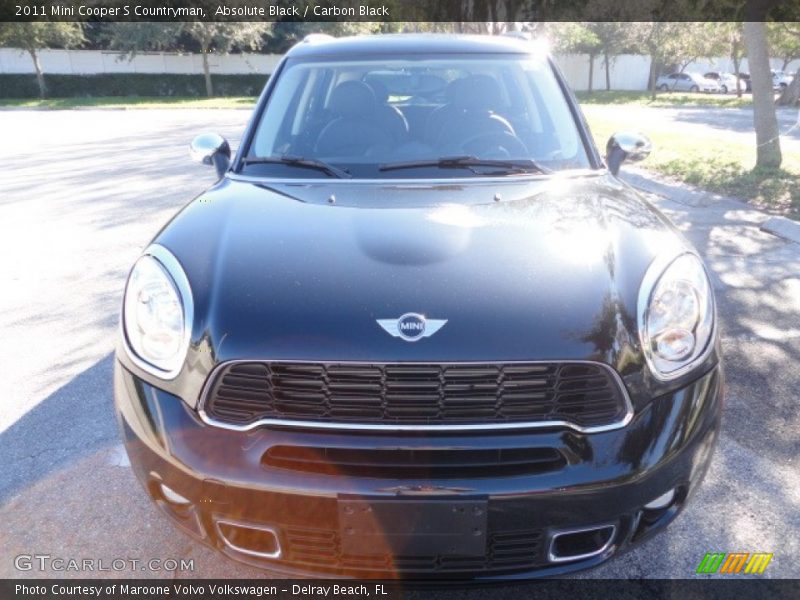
left=605, top=132, right=652, bottom=176
left=190, top=133, right=231, bottom=179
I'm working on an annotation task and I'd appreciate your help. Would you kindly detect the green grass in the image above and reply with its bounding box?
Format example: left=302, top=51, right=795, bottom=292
left=0, top=96, right=257, bottom=109
left=583, top=104, right=800, bottom=219
left=576, top=90, right=753, bottom=108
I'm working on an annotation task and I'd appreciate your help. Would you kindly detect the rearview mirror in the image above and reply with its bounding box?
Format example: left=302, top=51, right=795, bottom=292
left=605, top=132, right=652, bottom=176
left=190, top=133, right=231, bottom=179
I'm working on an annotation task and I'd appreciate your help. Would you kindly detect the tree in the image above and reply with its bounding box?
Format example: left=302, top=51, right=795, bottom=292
left=628, top=23, right=685, bottom=98
left=672, top=23, right=728, bottom=73
left=743, top=21, right=782, bottom=168
left=266, top=21, right=384, bottom=53
left=720, top=23, right=746, bottom=98
left=183, top=23, right=271, bottom=97
left=0, top=23, right=84, bottom=98
left=768, top=23, right=800, bottom=106
left=586, top=23, right=630, bottom=91
left=767, top=22, right=800, bottom=70
left=547, top=23, right=602, bottom=91
left=107, top=22, right=272, bottom=97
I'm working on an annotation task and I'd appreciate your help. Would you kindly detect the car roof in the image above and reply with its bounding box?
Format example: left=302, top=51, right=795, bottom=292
left=286, top=33, right=544, bottom=59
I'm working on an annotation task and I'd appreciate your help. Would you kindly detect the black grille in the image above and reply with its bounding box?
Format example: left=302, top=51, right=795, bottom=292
left=262, top=445, right=566, bottom=478
left=282, top=525, right=545, bottom=574
left=203, top=361, right=628, bottom=429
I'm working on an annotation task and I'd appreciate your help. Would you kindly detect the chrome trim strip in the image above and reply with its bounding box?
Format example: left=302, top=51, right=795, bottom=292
left=547, top=523, right=617, bottom=563
left=214, top=519, right=282, bottom=560
left=196, top=359, right=634, bottom=434
left=636, top=251, right=718, bottom=382
left=120, top=244, right=195, bottom=381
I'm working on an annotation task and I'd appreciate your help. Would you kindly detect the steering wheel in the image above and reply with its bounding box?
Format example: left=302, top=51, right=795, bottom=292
left=458, top=131, right=529, bottom=158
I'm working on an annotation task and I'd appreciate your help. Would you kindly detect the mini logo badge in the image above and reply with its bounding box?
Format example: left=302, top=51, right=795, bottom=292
left=377, top=313, right=447, bottom=342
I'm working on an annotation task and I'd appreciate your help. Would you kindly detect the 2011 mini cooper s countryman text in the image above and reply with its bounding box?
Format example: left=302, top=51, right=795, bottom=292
left=114, top=34, right=723, bottom=579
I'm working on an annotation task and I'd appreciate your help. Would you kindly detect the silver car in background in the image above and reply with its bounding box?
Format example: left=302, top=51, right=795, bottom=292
left=772, top=70, right=794, bottom=91
left=703, top=72, right=746, bottom=94
left=656, top=72, right=720, bottom=93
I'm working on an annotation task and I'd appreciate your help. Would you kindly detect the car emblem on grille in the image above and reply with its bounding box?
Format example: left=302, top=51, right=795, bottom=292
left=377, top=313, right=447, bottom=342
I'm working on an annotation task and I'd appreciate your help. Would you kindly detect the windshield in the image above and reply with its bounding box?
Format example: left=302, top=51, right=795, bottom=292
left=242, top=53, right=592, bottom=179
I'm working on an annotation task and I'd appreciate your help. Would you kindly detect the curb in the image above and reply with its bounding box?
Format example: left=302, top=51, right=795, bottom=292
left=760, top=216, right=800, bottom=245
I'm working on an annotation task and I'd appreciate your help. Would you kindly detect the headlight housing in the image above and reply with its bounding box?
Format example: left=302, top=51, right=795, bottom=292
left=123, top=245, right=193, bottom=378
left=639, top=253, right=715, bottom=380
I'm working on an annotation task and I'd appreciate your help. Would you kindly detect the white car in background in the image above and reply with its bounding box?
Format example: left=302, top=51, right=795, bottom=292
left=656, top=72, right=720, bottom=93
left=703, top=72, right=746, bottom=94
left=772, top=70, right=794, bottom=91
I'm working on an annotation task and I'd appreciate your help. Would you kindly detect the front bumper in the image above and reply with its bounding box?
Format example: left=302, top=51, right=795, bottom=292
left=114, top=361, right=723, bottom=579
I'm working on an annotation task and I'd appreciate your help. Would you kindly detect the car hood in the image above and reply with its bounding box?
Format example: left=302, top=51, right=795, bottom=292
left=154, top=173, right=687, bottom=378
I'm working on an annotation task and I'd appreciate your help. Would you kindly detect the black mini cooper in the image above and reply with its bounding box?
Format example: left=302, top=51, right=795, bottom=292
left=115, top=34, right=723, bottom=579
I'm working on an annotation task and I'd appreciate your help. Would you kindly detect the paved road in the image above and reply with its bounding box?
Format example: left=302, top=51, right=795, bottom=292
left=1, top=108, right=798, bottom=583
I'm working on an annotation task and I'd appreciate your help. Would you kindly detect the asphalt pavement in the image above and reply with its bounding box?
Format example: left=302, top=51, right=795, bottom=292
left=0, top=107, right=798, bottom=582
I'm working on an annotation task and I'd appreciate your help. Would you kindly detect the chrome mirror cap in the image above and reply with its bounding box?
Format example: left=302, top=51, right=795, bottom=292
left=190, top=133, right=230, bottom=165
left=190, top=133, right=231, bottom=179
left=606, top=131, right=652, bottom=175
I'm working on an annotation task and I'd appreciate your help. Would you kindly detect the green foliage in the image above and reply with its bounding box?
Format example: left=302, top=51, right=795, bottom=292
left=105, top=22, right=273, bottom=55
left=0, top=22, right=84, bottom=51
left=0, top=74, right=268, bottom=99
left=767, top=23, right=800, bottom=67
left=547, top=23, right=601, bottom=54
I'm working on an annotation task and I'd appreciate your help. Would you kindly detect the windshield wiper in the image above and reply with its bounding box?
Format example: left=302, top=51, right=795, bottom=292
left=378, top=155, right=551, bottom=175
left=241, top=155, right=351, bottom=178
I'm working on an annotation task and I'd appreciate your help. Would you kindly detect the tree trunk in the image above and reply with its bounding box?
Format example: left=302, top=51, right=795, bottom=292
left=648, top=57, right=660, bottom=100
left=604, top=51, right=611, bottom=91
left=588, top=52, right=595, bottom=93
left=732, top=55, right=742, bottom=99
left=201, top=49, right=214, bottom=97
left=743, top=21, right=782, bottom=168
left=28, top=48, right=46, bottom=99
left=776, top=66, right=800, bottom=106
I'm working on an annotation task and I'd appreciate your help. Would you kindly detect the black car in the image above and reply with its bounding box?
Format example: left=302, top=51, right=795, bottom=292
left=115, top=34, right=723, bottom=579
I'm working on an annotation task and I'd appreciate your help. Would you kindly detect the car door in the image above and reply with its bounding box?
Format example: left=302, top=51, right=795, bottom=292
left=675, top=74, right=690, bottom=91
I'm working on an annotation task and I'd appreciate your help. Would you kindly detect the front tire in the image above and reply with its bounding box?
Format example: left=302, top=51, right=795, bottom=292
left=720, top=85, right=728, bottom=94
left=658, top=84, right=669, bottom=92
left=690, top=85, right=699, bottom=93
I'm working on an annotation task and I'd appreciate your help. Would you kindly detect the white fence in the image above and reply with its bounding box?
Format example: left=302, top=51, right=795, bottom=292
left=1, top=48, right=798, bottom=91
left=558, top=54, right=800, bottom=91
left=0, top=48, right=283, bottom=75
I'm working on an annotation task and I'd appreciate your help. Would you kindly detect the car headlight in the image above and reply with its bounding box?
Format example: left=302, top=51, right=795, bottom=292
left=122, top=245, right=192, bottom=378
left=639, top=253, right=715, bottom=380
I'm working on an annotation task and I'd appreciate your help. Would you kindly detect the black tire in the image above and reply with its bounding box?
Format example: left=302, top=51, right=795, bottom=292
left=690, top=85, right=699, bottom=93
left=658, top=84, right=669, bottom=92
left=720, top=85, right=728, bottom=94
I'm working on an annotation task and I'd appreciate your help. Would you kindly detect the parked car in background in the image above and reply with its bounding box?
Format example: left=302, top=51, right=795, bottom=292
left=703, top=72, right=745, bottom=94
left=772, top=70, right=794, bottom=91
left=656, top=72, right=720, bottom=93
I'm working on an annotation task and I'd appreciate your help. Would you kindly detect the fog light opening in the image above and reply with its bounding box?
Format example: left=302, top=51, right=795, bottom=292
left=548, top=524, right=616, bottom=563
left=644, top=488, right=676, bottom=511
left=215, top=520, right=282, bottom=559
left=159, top=483, right=191, bottom=506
